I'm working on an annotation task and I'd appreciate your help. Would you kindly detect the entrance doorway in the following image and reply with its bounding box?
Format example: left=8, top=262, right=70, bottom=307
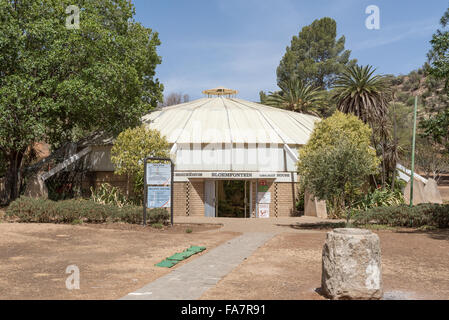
left=216, top=180, right=250, bottom=218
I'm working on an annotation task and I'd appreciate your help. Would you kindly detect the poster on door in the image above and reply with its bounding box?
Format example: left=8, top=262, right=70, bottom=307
left=258, top=203, right=270, bottom=218
left=257, top=192, right=271, bottom=204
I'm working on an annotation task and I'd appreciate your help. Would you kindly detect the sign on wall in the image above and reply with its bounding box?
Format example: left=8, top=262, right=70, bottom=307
left=257, top=192, right=271, bottom=204
left=258, top=204, right=270, bottom=218
left=257, top=180, right=269, bottom=192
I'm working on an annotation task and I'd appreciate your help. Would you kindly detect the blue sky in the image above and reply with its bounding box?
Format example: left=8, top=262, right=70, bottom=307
left=133, top=0, right=448, bottom=101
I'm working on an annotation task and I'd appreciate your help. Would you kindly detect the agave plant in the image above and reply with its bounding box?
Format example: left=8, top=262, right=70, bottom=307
left=265, top=78, right=326, bottom=115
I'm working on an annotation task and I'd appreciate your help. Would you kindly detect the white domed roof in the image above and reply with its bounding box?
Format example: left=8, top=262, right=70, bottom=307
left=142, top=97, right=320, bottom=145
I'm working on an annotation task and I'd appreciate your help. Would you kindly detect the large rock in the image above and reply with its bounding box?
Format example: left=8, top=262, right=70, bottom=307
left=423, top=178, right=443, bottom=204
left=321, top=228, right=383, bottom=300
left=403, top=178, right=426, bottom=205
left=304, top=190, right=328, bottom=219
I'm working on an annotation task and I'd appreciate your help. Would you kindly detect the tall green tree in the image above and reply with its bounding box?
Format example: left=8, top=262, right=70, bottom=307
left=277, top=17, right=356, bottom=90
left=421, top=6, right=449, bottom=151
left=332, top=64, right=392, bottom=186
left=264, top=78, right=326, bottom=116
left=0, top=0, right=163, bottom=202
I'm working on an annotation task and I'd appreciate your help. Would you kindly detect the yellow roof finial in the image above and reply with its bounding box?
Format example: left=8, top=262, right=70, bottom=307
left=202, top=87, right=238, bottom=97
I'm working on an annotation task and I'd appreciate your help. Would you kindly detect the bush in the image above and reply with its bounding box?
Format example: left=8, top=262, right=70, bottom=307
left=5, top=197, right=143, bottom=224
left=110, top=125, right=169, bottom=201
left=298, top=112, right=380, bottom=219
left=149, top=208, right=170, bottom=225
left=90, top=183, right=130, bottom=208
left=354, top=187, right=404, bottom=211
left=352, top=203, right=449, bottom=228
left=119, top=206, right=142, bottom=224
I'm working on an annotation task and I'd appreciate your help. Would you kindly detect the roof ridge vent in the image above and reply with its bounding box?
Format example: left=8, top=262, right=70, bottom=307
left=202, top=87, right=238, bottom=98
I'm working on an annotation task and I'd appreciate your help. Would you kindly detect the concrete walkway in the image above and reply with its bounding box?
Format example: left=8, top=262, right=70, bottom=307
left=121, top=232, right=275, bottom=300
left=174, top=215, right=344, bottom=233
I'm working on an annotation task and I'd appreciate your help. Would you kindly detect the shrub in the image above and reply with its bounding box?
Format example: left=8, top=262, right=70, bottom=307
left=90, top=183, right=130, bottom=208
left=5, top=197, right=142, bottom=224
left=352, top=204, right=449, bottom=228
left=110, top=125, right=169, bottom=201
left=149, top=208, right=170, bottom=225
left=354, top=187, right=404, bottom=211
left=119, top=206, right=143, bottom=224
left=298, top=112, right=380, bottom=219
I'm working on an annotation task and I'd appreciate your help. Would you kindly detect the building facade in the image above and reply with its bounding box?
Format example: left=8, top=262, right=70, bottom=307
left=86, top=90, right=320, bottom=218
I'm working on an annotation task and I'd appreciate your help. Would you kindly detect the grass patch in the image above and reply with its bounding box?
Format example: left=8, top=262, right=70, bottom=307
left=71, top=219, right=83, bottom=225
left=151, top=223, right=164, bottom=229
left=186, top=228, right=193, bottom=233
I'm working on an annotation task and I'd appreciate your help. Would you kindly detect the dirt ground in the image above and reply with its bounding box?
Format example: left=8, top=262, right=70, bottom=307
left=200, top=228, right=449, bottom=300
left=0, top=222, right=238, bottom=300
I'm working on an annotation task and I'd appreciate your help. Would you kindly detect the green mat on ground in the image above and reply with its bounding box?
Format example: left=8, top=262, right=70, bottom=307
left=155, top=260, right=178, bottom=268
left=155, top=245, right=207, bottom=268
left=186, top=245, right=206, bottom=253
left=167, top=251, right=194, bottom=261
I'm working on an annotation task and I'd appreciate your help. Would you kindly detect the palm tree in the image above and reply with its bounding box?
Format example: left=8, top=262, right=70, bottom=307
left=265, top=78, right=326, bottom=116
left=332, top=65, right=391, bottom=125
left=333, top=65, right=392, bottom=187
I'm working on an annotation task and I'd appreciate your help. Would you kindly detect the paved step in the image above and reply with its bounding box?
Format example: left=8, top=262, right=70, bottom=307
left=120, top=232, right=275, bottom=300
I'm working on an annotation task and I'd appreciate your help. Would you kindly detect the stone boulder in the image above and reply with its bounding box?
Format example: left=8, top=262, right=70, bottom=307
left=304, top=190, right=328, bottom=219
left=423, top=178, right=443, bottom=204
left=321, top=228, right=383, bottom=300
left=403, top=178, right=426, bottom=205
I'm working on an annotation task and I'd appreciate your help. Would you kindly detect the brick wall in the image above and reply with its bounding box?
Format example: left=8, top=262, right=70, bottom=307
left=187, top=180, right=205, bottom=216
left=173, top=182, right=187, bottom=216
left=274, top=182, right=298, bottom=217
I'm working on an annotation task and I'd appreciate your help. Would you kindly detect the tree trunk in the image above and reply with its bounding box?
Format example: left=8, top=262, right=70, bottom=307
left=5, top=150, right=25, bottom=203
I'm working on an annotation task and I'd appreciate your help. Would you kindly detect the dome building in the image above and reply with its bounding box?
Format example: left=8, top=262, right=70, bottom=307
left=139, top=88, right=320, bottom=218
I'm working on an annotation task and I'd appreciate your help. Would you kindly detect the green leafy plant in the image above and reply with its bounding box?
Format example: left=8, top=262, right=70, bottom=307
left=149, top=208, right=170, bottom=225
left=186, top=228, right=193, bottom=233
left=0, top=0, right=163, bottom=203
left=5, top=196, right=143, bottom=224
left=354, top=187, right=405, bottom=211
left=265, top=78, right=326, bottom=115
left=90, top=183, right=130, bottom=208
left=298, top=112, right=380, bottom=220
left=352, top=204, right=449, bottom=228
left=111, top=125, right=169, bottom=202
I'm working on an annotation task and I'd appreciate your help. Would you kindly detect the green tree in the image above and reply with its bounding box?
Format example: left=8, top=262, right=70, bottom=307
left=333, top=65, right=391, bottom=125
left=111, top=125, right=169, bottom=200
left=0, top=0, right=163, bottom=202
left=264, top=78, right=326, bottom=116
left=333, top=64, right=392, bottom=186
left=421, top=6, right=449, bottom=151
left=298, top=112, right=379, bottom=220
left=277, top=17, right=356, bottom=90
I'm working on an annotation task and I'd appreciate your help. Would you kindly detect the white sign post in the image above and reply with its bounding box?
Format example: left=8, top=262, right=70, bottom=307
left=144, top=158, right=174, bottom=226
